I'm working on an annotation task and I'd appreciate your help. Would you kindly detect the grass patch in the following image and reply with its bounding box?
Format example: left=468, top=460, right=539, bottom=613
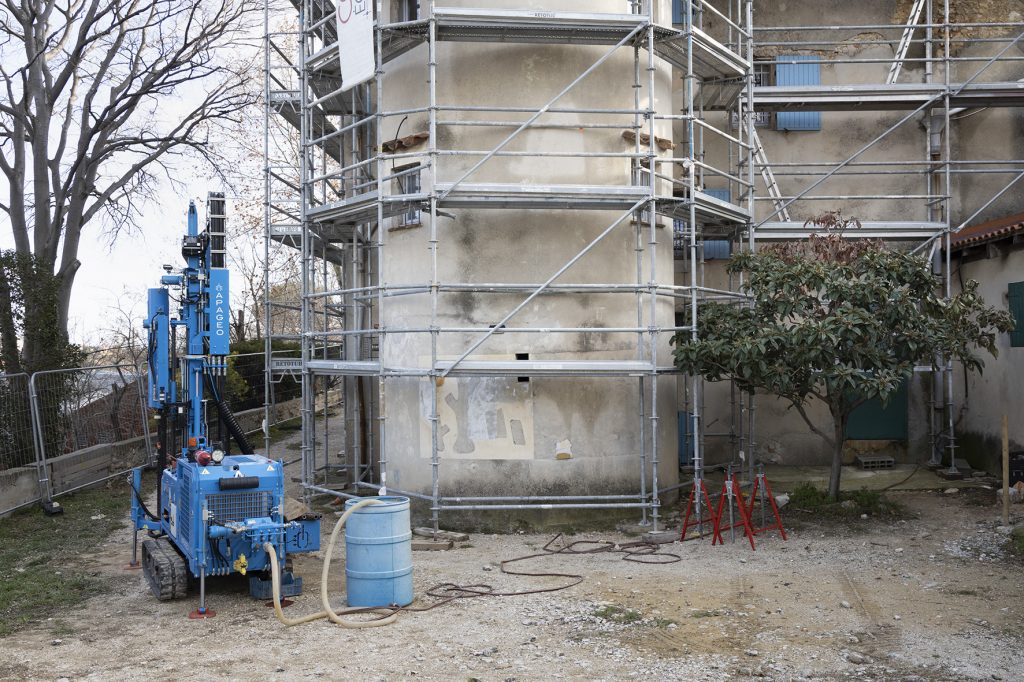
left=593, top=605, right=643, bottom=624
left=0, top=479, right=130, bottom=637
left=787, top=482, right=905, bottom=520
left=689, top=609, right=718, bottom=618
left=265, top=416, right=303, bottom=443
left=652, top=617, right=678, bottom=628
left=1008, top=527, right=1024, bottom=558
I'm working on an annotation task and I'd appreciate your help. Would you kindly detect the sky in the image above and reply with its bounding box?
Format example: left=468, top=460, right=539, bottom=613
left=0, top=135, right=243, bottom=347
left=64, top=184, right=218, bottom=345
left=0, top=7, right=267, bottom=349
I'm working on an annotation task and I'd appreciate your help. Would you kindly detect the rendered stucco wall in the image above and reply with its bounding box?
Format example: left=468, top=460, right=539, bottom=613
left=675, top=1, right=1022, bottom=467
left=375, top=1, right=679, bottom=503
left=954, top=247, right=1024, bottom=472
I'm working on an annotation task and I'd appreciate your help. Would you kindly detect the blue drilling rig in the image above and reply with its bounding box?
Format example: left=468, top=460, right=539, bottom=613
left=130, top=193, right=319, bottom=618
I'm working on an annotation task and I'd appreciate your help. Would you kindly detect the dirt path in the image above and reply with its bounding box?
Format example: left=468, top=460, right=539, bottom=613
left=0, top=489, right=1020, bottom=681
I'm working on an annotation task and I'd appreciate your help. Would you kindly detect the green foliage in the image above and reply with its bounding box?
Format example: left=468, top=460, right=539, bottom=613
left=593, top=604, right=643, bottom=624
left=224, top=339, right=301, bottom=411
left=788, top=482, right=831, bottom=509
left=787, top=482, right=904, bottom=519
left=673, top=231, right=1013, bottom=412
left=0, top=251, right=84, bottom=373
left=671, top=217, right=1014, bottom=497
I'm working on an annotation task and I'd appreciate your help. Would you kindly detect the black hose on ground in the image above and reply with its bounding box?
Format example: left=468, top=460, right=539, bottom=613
left=205, top=374, right=255, bottom=454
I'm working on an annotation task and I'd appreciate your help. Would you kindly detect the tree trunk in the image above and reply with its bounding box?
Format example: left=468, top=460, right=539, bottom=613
left=828, top=416, right=846, bottom=501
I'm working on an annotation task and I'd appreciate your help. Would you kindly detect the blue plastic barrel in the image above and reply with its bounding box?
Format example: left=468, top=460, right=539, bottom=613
left=343, top=496, right=413, bottom=607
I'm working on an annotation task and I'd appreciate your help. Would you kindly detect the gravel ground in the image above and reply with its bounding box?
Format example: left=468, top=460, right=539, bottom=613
left=3, top=421, right=1022, bottom=681
left=0, top=483, right=1021, bottom=682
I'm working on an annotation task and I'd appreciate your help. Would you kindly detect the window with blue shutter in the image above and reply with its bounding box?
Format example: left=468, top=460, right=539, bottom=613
left=1009, top=281, right=1024, bottom=347
left=704, top=188, right=731, bottom=203
left=698, top=189, right=733, bottom=259
left=672, top=0, right=694, bottom=26
left=776, top=55, right=821, bottom=131
left=702, top=240, right=732, bottom=260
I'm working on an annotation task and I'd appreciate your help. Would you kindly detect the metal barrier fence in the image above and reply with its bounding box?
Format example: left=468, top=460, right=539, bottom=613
left=0, top=373, right=34, bottom=472
left=230, top=348, right=343, bottom=428
left=0, top=350, right=342, bottom=517
left=29, top=364, right=153, bottom=511
left=229, top=350, right=303, bottom=415
left=0, top=372, right=38, bottom=516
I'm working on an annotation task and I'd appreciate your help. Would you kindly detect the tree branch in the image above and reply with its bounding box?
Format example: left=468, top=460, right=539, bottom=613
left=788, top=399, right=836, bottom=448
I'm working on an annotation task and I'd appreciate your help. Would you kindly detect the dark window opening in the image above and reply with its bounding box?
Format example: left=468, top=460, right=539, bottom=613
left=1009, top=281, right=1024, bottom=347
left=516, top=352, right=529, bottom=383
left=392, top=163, right=422, bottom=227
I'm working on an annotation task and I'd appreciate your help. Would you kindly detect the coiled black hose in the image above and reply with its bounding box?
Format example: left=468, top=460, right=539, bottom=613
left=205, top=374, right=255, bottom=454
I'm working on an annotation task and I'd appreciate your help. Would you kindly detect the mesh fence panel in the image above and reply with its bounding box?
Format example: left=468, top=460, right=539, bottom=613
left=0, top=373, right=38, bottom=515
left=0, top=373, right=34, bottom=472
left=30, top=365, right=152, bottom=502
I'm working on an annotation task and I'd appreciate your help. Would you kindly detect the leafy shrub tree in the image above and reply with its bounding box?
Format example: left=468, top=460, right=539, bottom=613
left=673, top=213, right=1014, bottom=499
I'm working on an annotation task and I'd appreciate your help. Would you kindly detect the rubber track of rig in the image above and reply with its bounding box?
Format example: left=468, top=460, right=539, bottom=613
left=142, top=537, right=189, bottom=601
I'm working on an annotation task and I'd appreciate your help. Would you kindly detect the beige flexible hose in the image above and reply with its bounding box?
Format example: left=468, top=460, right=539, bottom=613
left=264, top=498, right=399, bottom=628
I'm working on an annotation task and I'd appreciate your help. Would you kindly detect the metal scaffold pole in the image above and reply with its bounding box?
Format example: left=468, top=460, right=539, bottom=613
left=273, top=0, right=754, bottom=527
left=298, top=1, right=314, bottom=506
left=687, top=0, right=703, bottom=530
left=262, top=0, right=272, bottom=460
left=427, top=0, right=440, bottom=536
left=645, top=8, right=660, bottom=532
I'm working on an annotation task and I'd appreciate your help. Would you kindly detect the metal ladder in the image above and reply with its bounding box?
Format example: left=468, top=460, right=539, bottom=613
left=750, top=127, right=790, bottom=221
left=888, top=0, right=926, bottom=84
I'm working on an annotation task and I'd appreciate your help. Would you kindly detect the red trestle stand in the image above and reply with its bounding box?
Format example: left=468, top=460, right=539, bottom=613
left=744, top=466, right=788, bottom=542
left=712, top=468, right=757, bottom=551
left=679, top=478, right=716, bottom=542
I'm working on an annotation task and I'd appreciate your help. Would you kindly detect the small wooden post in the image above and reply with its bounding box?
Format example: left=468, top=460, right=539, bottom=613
left=1003, top=415, right=1010, bottom=526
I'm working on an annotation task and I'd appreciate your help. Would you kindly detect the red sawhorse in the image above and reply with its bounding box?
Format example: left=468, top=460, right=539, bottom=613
left=679, top=478, right=715, bottom=541
left=711, top=468, right=757, bottom=550
left=744, top=467, right=787, bottom=542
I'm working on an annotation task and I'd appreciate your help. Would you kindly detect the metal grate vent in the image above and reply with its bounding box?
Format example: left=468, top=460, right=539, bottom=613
left=207, top=490, right=273, bottom=523
left=179, top=466, right=192, bottom=544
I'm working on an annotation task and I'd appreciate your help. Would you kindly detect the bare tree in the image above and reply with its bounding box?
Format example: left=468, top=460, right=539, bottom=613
left=94, top=289, right=146, bottom=368
left=214, top=20, right=302, bottom=344
left=0, top=0, right=260, bottom=372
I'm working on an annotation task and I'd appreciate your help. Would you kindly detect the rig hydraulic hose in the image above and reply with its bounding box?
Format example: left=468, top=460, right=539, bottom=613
left=205, top=374, right=254, bottom=454
left=264, top=498, right=398, bottom=628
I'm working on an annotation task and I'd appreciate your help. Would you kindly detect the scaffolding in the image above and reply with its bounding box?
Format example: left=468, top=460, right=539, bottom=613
left=749, top=2, right=1024, bottom=471
left=263, top=0, right=755, bottom=532
left=264, top=1, right=1023, bottom=529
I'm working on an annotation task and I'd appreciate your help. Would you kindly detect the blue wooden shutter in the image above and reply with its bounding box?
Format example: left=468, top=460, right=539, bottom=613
left=776, top=55, right=821, bottom=131
left=1009, top=281, right=1024, bottom=347
left=704, top=188, right=731, bottom=203
left=702, top=191, right=733, bottom=258
left=672, top=0, right=691, bottom=25
left=702, top=240, right=732, bottom=260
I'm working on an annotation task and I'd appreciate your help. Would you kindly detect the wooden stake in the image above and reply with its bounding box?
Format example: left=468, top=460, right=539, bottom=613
left=1003, top=414, right=1010, bottom=526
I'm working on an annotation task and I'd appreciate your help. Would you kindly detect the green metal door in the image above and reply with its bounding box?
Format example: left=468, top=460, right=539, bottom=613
left=845, top=379, right=908, bottom=440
